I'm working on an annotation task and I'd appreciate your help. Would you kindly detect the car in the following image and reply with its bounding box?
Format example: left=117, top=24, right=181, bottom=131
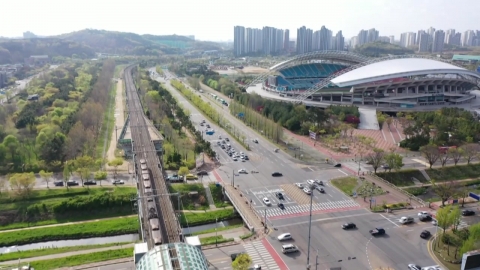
left=217, top=141, right=221, bottom=145
left=295, top=183, right=304, bottom=189
left=112, top=179, right=125, bottom=185
left=253, top=264, right=261, bottom=270
left=225, top=138, right=229, bottom=142
left=253, top=139, right=258, bottom=143
left=419, top=215, right=432, bottom=222
left=218, top=135, right=222, bottom=139
left=462, top=210, right=475, bottom=216
left=381, top=164, right=390, bottom=170
left=306, top=179, right=316, bottom=186
left=140, top=159, right=146, bottom=164
left=407, top=264, right=421, bottom=270
left=232, top=157, right=238, bottom=161
left=67, top=180, right=79, bottom=186
left=420, top=230, right=431, bottom=239
left=276, top=192, right=284, bottom=200
left=54, top=181, right=64, bottom=187
left=432, top=219, right=438, bottom=226
left=185, top=174, right=198, bottom=180
left=303, top=188, right=312, bottom=195
left=206, top=124, right=210, bottom=128
left=277, top=233, right=292, bottom=241
left=315, top=179, right=323, bottom=186
left=196, top=171, right=208, bottom=176
left=221, top=145, right=225, bottom=149
left=399, top=216, right=414, bottom=224
left=271, top=172, right=283, bottom=177
left=316, top=186, right=325, bottom=193
left=230, top=252, right=246, bottom=261
left=369, top=228, right=385, bottom=236
left=334, top=163, right=342, bottom=167
left=278, top=203, right=285, bottom=210
left=263, top=198, right=271, bottom=206
left=342, top=223, right=357, bottom=229
left=418, top=211, right=431, bottom=217
left=237, top=169, right=246, bottom=174
left=84, top=180, right=97, bottom=185
left=244, top=156, right=249, bottom=160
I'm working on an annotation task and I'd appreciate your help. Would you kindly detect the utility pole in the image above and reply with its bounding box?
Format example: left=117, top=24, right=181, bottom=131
left=307, top=187, right=314, bottom=269
left=232, top=169, right=235, bottom=187
left=215, top=217, right=218, bottom=247
left=315, top=249, right=319, bottom=270
left=264, top=209, right=267, bottom=233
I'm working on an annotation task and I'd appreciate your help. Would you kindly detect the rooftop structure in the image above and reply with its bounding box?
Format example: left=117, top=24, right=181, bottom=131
left=452, top=54, right=480, bottom=62
left=135, top=242, right=209, bottom=270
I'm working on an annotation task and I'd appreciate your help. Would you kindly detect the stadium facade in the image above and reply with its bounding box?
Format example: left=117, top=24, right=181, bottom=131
left=253, top=51, right=480, bottom=108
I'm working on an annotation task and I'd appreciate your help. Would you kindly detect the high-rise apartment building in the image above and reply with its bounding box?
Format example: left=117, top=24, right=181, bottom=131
left=418, top=32, right=429, bottom=53
left=352, top=29, right=378, bottom=48
left=283, top=30, right=290, bottom=52
left=445, top=29, right=456, bottom=44
left=234, top=26, right=245, bottom=57
left=350, top=36, right=359, bottom=48
left=462, top=30, right=475, bottom=47
left=400, top=32, right=416, bottom=48
left=389, top=36, right=395, bottom=44
left=367, top=28, right=379, bottom=43
left=312, top=26, right=332, bottom=51
left=432, top=30, right=445, bottom=53
left=297, top=26, right=313, bottom=54
left=333, top=31, right=345, bottom=50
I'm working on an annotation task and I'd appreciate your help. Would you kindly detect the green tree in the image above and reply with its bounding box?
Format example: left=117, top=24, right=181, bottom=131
left=9, top=172, right=36, bottom=198
left=74, top=156, right=95, bottom=186
left=459, top=223, right=480, bottom=255
left=449, top=206, right=462, bottom=231
left=108, top=158, right=124, bottom=178
left=178, top=166, right=189, bottom=177
left=432, top=180, right=458, bottom=206
left=420, top=145, right=440, bottom=169
left=3, top=134, right=19, bottom=161
left=383, top=152, right=404, bottom=172
left=436, top=205, right=453, bottom=247
left=39, top=170, right=53, bottom=188
left=39, top=132, right=66, bottom=164
left=231, top=253, right=252, bottom=270
left=94, top=171, right=108, bottom=186
left=63, top=161, right=72, bottom=189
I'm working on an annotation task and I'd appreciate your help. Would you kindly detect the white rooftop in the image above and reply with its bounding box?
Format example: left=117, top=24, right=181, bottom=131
left=331, top=58, right=479, bottom=87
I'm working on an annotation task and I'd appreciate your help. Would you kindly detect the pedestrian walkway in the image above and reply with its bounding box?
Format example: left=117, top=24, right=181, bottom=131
left=244, top=241, right=280, bottom=270
left=257, top=200, right=361, bottom=218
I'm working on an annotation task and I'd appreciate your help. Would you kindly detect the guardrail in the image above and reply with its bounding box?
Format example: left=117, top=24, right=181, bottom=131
left=371, top=174, right=428, bottom=206
left=223, top=185, right=254, bottom=230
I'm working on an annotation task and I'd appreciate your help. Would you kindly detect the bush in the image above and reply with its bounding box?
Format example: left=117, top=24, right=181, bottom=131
left=209, top=184, right=231, bottom=208
left=404, top=187, right=428, bottom=196
left=399, top=135, right=430, bottom=151
left=376, top=169, right=428, bottom=186
left=426, top=164, right=480, bottom=181
left=168, top=183, right=209, bottom=210
left=180, top=209, right=238, bottom=226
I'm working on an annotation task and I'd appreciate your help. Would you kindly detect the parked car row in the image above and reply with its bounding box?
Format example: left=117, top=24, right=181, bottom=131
left=52, top=179, right=124, bottom=186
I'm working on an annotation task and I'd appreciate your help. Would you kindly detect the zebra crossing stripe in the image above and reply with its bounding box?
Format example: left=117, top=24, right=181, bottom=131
left=257, top=199, right=361, bottom=218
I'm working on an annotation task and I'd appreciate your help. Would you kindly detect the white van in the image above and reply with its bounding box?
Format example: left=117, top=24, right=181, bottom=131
left=399, top=216, right=414, bottom=224
left=282, top=244, right=299, bottom=254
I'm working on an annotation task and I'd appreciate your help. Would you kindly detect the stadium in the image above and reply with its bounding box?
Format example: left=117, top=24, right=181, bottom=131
left=248, top=51, right=480, bottom=109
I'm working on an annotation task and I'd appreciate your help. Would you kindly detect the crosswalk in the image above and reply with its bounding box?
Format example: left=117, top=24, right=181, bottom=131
left=457, top=220, right=468, bottom=229
left=244, top=241, right=280, bottom=270
left=257, top=199, right=361, bottom=218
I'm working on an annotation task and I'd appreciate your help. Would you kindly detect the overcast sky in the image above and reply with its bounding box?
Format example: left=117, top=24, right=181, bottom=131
left=1, top=0, right=478, bottom=41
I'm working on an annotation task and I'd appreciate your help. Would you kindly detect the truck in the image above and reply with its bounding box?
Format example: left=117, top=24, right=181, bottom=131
left=369, top=228, right=385, bottom=236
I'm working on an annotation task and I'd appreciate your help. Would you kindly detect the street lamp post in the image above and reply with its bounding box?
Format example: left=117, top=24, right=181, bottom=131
left=215, top=217, right=218, bottom=247
left=307, top=184, right=314, bottom=269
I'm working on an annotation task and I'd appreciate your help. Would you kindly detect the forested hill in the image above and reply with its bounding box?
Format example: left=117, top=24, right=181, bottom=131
left=354, top=41, right=414, bottom=57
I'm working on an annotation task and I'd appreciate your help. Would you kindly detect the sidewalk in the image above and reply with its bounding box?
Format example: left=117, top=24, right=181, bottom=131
left=0, top=215, right=137, bottom=234
left=0, top=244, right=135, bottom=265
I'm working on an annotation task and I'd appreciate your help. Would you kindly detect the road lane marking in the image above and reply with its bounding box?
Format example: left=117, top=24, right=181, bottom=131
left=274, top=212, right=373, bottom=227
left=380, top=213, right=400, bottom=227
left=338, top=169, right=348, bottom=175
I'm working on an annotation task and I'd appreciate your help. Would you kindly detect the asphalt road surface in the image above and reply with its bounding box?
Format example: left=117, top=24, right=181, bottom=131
left=154, top=69, right=446, bottom=270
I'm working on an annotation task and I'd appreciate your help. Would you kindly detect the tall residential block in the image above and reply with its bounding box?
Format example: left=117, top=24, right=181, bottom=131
left=234, top=26, right=245, bottom=57
left=418, top=32, right=429, bottom=53
left=432, top=30, right=445, bottom=53
left=297, top=26, right=313, bottom=54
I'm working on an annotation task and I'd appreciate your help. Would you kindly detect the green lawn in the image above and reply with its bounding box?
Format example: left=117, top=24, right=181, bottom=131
left=0, top=242, right=131, bottom=262
left=0, top=216, right=139, bottom=247
left=376, top=169, right=427, bottom=186
left=209, top=184, right=232, bottom=208
left=189, top=224, right=243, bottom=236
left=30, top=247, right=133, bottom=270
left=95, top=79, right=117, bottom=158
left=331, top=177, right=358, bottom=196
left=180, top=209, right=239, bottom=226
left=426, top=163, right=480, bottom=182
left=168, top=183, right=209, bottom=210
left=200, top=235, right=234, bottom=245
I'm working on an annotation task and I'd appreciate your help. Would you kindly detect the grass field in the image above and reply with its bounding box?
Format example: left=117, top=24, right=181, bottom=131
left=30, top=247, right=133, bottom=270
left=189, top=224, right=243, bottom=236
left=426, top=163, right=480, bottom=182
left=0, top=242, right=131, bottom=262
left=200, top=235, right=234, bottom=245
left=180, top=209, right=238, bottom=226
left=96, top=78, right=117, bottom=159
left=0, top=216, right=139, bottom=247
left=331, top=177, right=357, bottom=195
left=209, top=184, right=232, bottom=208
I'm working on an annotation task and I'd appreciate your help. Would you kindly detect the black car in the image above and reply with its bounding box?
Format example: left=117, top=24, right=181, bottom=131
left=462, top=210, right=475, bottom=216
left=244, top=156, right=249, bottom=160
left=276, top=192, right=284, bottom=200
left=196, top=171, right=208, bottom=176
left=278, top=203, right=285, bottom=210
left=419, top=215, right=432, bottom=222
left=84, top=180, right=97, bottom=185
left=67, top=180, right=79, bottom=186
left=342, top=223, right=356, bottom=229
left=225, top=138, right=229, bottom=142
left=230, top=252, right=246, bottom=261
left=272, top=172, right=283, bottom=177
left=317, top=187, right=325, bottom=193
left=54, top=181, right=64, bottom=187
left=334, top=163, right=342, bottom=167
left=315, top=180, right=324, bottom=186
left=420, top=230, right=431, bottom=239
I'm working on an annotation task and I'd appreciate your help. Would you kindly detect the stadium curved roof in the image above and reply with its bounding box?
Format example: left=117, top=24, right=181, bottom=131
left=270, top=50, right=369, bottom=71
left=331, top=58, right=480, bottom=87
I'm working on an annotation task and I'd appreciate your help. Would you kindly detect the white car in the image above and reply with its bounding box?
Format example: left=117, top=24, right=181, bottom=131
left=418, top=211, right=431, bottom=217
left=263, top=198, right=271, bottom=206
left=306, top=179, right=316, bottom=186
left=277, top=233, right=292, bottom=241
left=295, top=183, right=304, bottom=189
left=303, top=188, right=312, bottom=195
left=432, top=219, right=438, bottom=226
left=407, top=264, right=421, bottom=270
left=232, top=157, right=238, bottom=161
left=238, top=169, right=247, bottom=174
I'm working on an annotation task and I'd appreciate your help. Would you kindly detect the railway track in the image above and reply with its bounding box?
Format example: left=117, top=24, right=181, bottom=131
left=124, top=66, right=181, bottom=258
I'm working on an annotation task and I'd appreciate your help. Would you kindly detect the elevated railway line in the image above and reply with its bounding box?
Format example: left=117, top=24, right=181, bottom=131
left=124, top=66, right=181, bottom=263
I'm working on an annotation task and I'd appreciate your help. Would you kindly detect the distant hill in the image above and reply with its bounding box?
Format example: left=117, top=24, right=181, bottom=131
left=57, top=29, right=222, bottom=55
left=354, top=41, right=414, bottom=57
left=0, top=38, right=95, bottom=64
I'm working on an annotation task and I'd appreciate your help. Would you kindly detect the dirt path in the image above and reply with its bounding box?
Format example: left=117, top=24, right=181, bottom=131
left=106, top=78, right=129, bottom=172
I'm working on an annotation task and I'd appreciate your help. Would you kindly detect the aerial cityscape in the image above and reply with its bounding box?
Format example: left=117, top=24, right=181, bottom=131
left=0, top=1, right=480, bottom=270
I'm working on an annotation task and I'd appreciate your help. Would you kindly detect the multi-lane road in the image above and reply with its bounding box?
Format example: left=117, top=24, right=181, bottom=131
left=153, top=69, right=445, bottom=270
